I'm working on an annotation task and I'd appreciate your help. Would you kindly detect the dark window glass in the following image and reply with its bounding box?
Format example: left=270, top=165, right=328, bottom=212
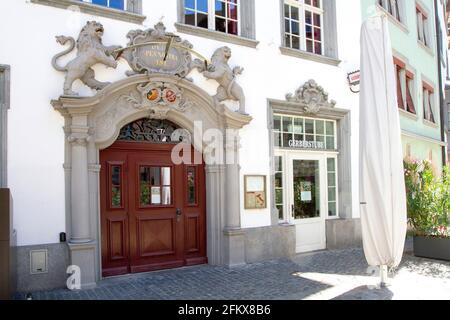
left=111, top=165, right=122, bottom=208
left=187, top=167, right=196, bottom=205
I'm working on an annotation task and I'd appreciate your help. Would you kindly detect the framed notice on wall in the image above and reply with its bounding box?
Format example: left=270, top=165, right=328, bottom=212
left=244, top=175, right=267, bottom=209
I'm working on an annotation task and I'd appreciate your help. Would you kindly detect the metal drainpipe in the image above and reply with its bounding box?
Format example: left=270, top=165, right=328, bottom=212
left=434, top=0, right=448, bottom=167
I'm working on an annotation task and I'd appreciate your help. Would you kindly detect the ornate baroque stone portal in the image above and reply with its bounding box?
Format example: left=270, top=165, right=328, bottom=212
left=52, top=73, right=252, bottom=288
left=51, top=22, right=252, bottom=288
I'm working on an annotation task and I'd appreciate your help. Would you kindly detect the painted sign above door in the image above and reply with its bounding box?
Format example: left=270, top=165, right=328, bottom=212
left=120, top=22, right=197, bottom=78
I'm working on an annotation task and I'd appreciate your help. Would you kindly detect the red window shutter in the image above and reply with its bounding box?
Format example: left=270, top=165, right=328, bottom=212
left=396, top=67, right=404, bottom=110
left=405, top=80, right=416, bottom=114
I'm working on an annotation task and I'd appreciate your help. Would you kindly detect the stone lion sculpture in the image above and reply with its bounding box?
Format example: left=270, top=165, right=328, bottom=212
left=52, top=21, right=122, bottom=96
left=202, top=47, right=246, bottom=114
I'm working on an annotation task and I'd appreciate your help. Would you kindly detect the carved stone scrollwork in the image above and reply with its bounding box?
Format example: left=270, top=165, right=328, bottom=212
left=68, top=134, right=91, bottom=146
left=120, top=82, right=192, bottom=119
left=286, top=79, right=336, bottom=114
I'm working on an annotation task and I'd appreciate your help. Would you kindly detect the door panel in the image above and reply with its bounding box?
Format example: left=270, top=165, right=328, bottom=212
left=100, top=141, right=206, bottom=277
left=100, top=153, right=129, bottom=277
left=128, top=152, right=183, bottom=272
left=288, top=156, right=326, bottom=253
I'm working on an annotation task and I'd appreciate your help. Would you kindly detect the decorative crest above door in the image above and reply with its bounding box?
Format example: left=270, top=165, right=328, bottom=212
left=286, top=80, right=336, bottom=114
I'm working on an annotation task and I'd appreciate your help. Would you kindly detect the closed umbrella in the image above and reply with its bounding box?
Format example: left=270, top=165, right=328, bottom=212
left=359, top=15, right=408, bottom=286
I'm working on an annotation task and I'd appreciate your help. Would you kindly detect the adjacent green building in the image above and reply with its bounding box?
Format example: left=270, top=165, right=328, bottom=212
left=361, top=0, right=447, bottom=173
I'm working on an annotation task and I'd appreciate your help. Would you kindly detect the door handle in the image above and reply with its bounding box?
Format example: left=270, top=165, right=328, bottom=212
left=176, top=208, right=182, bottom=222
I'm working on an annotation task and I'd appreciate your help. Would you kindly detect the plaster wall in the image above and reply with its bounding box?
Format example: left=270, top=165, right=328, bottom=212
left=0, top=0, right=362, bottom=247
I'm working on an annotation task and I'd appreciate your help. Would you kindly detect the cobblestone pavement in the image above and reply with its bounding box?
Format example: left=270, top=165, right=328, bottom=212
left=16, top=240, right=450, bottom=300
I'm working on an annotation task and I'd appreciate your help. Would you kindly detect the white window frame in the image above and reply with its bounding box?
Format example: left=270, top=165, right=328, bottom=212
left=422, top=84, right=436, bottom=124
left=326, top=156, right=339, bottom=218
left=273, top=114, right=337, bottom=150
left=274, top=150, right=340, bottom=222
left=378, top=0, right=403, bottom=22
left=274, top=155, right=286, bottom=222
left=416, top=3, right=431, bottom=48
left=283, top=0, right=324, bottom=56
left=184, top=0, right=242, bottom=36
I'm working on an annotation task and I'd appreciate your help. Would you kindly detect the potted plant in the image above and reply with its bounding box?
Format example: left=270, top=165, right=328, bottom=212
left=404, top=159, right=450, bottom=261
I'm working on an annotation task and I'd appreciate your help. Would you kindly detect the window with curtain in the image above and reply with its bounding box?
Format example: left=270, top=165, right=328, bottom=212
left=283, top=0, right=324, bottom=55
left=394, top=57, right=416, bottom=115
left=422, top=83, right=435, bottom=123
left=416, top=4, right=430, bottom=47
left=405, top=73, right=416, bottom=114
left=378, top=0, right=402, bottom=22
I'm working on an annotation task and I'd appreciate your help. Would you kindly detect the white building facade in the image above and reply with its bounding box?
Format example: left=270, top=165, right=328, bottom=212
left=0, top=0, right=363, bottom=291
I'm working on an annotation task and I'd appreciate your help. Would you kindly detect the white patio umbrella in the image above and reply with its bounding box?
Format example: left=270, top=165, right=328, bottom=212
left=359, top=14, right=408, bottom=286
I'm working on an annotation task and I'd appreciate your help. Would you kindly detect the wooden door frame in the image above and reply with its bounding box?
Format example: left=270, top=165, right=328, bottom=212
left=100, top=140, right=207, bottom=276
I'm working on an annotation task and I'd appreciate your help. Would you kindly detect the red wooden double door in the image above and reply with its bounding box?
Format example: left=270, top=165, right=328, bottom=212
left=100, top=141, right=207, bottom=277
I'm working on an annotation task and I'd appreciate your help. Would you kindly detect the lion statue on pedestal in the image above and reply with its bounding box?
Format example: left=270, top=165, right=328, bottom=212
left=52, top=21, right=122, bottom=96
left=201, top=46, right=246, bottom=114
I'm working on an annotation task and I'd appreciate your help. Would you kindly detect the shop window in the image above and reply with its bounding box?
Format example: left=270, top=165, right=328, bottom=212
left=327, top=158, right=338, bottom=217
left=422, top=82, right=435, bottom=123
left=274, top=156, right=285, bottom=221
left=416, top=3, right=430, bottom=47
left=273, top=114, right=336, bottom=150
left=283, top=0, right=323, bottom=55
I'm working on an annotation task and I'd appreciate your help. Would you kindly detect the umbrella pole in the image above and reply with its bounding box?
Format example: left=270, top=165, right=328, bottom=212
left=380, top=265, right=388, bottom=287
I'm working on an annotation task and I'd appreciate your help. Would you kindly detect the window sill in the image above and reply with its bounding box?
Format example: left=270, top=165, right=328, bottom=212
left=30, top=0, right=146, bottom=24
left=174, top=23, right=259, bottom=49
left=418, top=41, right=434, bottom=57
left=399, top=108, right=418, bottom=120
left=423, top=119, right=439, bottom=128
left=279, top=47, right=341, bottom=67
left=376, top=4, right=409, bottom=34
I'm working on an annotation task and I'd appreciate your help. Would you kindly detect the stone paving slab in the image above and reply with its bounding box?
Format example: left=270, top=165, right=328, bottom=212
left=15, top=241, right=450, bottom=300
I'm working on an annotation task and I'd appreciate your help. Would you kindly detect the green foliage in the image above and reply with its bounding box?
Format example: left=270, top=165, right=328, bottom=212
left=404, top=159, right=450, bottom=238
